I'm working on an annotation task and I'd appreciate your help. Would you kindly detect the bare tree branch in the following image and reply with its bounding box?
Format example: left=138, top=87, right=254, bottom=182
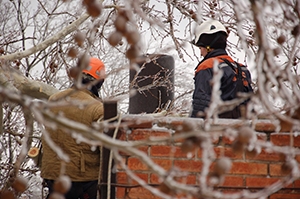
left=0, top=13, right=89, bottom=62
left=0, top=66, right=58, bottom=99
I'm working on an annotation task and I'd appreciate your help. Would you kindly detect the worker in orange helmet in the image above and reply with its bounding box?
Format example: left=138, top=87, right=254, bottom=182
left=41, top=57, right=105, bottom=199
left=81, top=57, right=106, bottom=97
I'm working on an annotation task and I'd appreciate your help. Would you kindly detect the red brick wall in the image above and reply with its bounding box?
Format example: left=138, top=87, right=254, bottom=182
left=115, top=120, right=300, bottom=199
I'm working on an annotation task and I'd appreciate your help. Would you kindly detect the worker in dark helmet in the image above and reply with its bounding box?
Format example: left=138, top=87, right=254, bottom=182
left=190, top=19, right=253, bottom=118
left=41, top=57, right=105, bottom=199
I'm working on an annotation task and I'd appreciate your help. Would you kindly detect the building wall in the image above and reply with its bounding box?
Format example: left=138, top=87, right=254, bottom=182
left=115, top=119, right=300, bottom=199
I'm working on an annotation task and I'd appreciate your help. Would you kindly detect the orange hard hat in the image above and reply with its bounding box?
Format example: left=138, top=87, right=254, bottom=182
left=82, top=57, right=105, bottom=79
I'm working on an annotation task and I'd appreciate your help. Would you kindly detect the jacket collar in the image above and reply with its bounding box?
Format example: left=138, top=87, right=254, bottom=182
left=70, top=86, right=98, bottom=99
left=195, top=49, right=228, bottom=71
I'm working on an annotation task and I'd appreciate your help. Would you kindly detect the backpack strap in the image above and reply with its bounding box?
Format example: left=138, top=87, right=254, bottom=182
left=220, top=58, right=244, bottom=96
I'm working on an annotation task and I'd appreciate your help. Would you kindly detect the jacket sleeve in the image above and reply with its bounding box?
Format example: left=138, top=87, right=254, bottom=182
left=91, top=101, right=104, bottom=122
left=244, top=68, right=253, bottom=93
left=192, top=69, right=213, bottom=117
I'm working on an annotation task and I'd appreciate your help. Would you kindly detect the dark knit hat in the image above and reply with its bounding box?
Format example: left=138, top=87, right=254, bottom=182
left=82, top=73, right=104, bottom=97
left=197, top=31, right=227, bottom=49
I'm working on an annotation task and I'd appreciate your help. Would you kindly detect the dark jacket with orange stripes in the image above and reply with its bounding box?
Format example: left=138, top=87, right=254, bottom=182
left=191, top=49, right=253, bottom=118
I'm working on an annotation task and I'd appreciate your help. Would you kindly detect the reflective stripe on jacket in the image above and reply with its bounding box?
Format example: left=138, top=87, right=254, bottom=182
left=41, top=88, right=104, bottom=181
left=191, top=49, right=252, bottom=118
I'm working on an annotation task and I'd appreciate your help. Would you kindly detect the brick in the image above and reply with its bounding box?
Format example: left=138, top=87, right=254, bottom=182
left=119, top=146, right=149, bottom=156
left=119, top=187, right=161, bottom=199
left=246, top=149, right=283, bottom=162
left=246, top=177, right=280, bottom=187
left=294, top=179, right=300, bottom=188
left=222, top=133, right=267, bottom=145
left=270, top=193, right=300, bottom=199
left=138, top=146, right=149, bottom=154
left=128, top=157, right=148, bottom=171
left=116, top=187, right=125, bottom=199
left=116, top=157, right=128, bottom=171
left=152, top=158, right=173, bottom=170
left=269, top=163, right=294, bottom=177
left=230, top=162, right=267, bottom=175
left=150, top=145, right=193, bottom=158
left=150, top=173, right=196, bottom=185
left=270, top=133, right=300, bottom=147
left=116, top=171, right=148, bottom=185
left=213, top=146, right=243, bottom=160
left=269, top=164, right=282, bottom=177
left=177, top=175, right=197, bottom=185
left=148, top=130, right=172, bottom=138
left=197, top=148, right=203, bottom=158
left=150, top=173, right=161, bottom=184
left=198, top=147, right=241, bottom=159
left=151, top=145, right=171, bottom=157
left=221, top=176, right=244, bottom=187
left=118, top=131, right=127, bottom=141
left=127, top=129, right=152, bottom=141
left=174, top=159, right=202, bottom=172
left=117, top=172, right=129, bottom=184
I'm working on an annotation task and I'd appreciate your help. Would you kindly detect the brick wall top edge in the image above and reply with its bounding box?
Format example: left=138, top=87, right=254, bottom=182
left=121, top=115, right=283, bottom=133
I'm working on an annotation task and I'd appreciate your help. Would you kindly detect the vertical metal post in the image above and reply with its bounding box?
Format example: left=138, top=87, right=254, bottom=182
left=100, top=100, right=118, bottom=199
